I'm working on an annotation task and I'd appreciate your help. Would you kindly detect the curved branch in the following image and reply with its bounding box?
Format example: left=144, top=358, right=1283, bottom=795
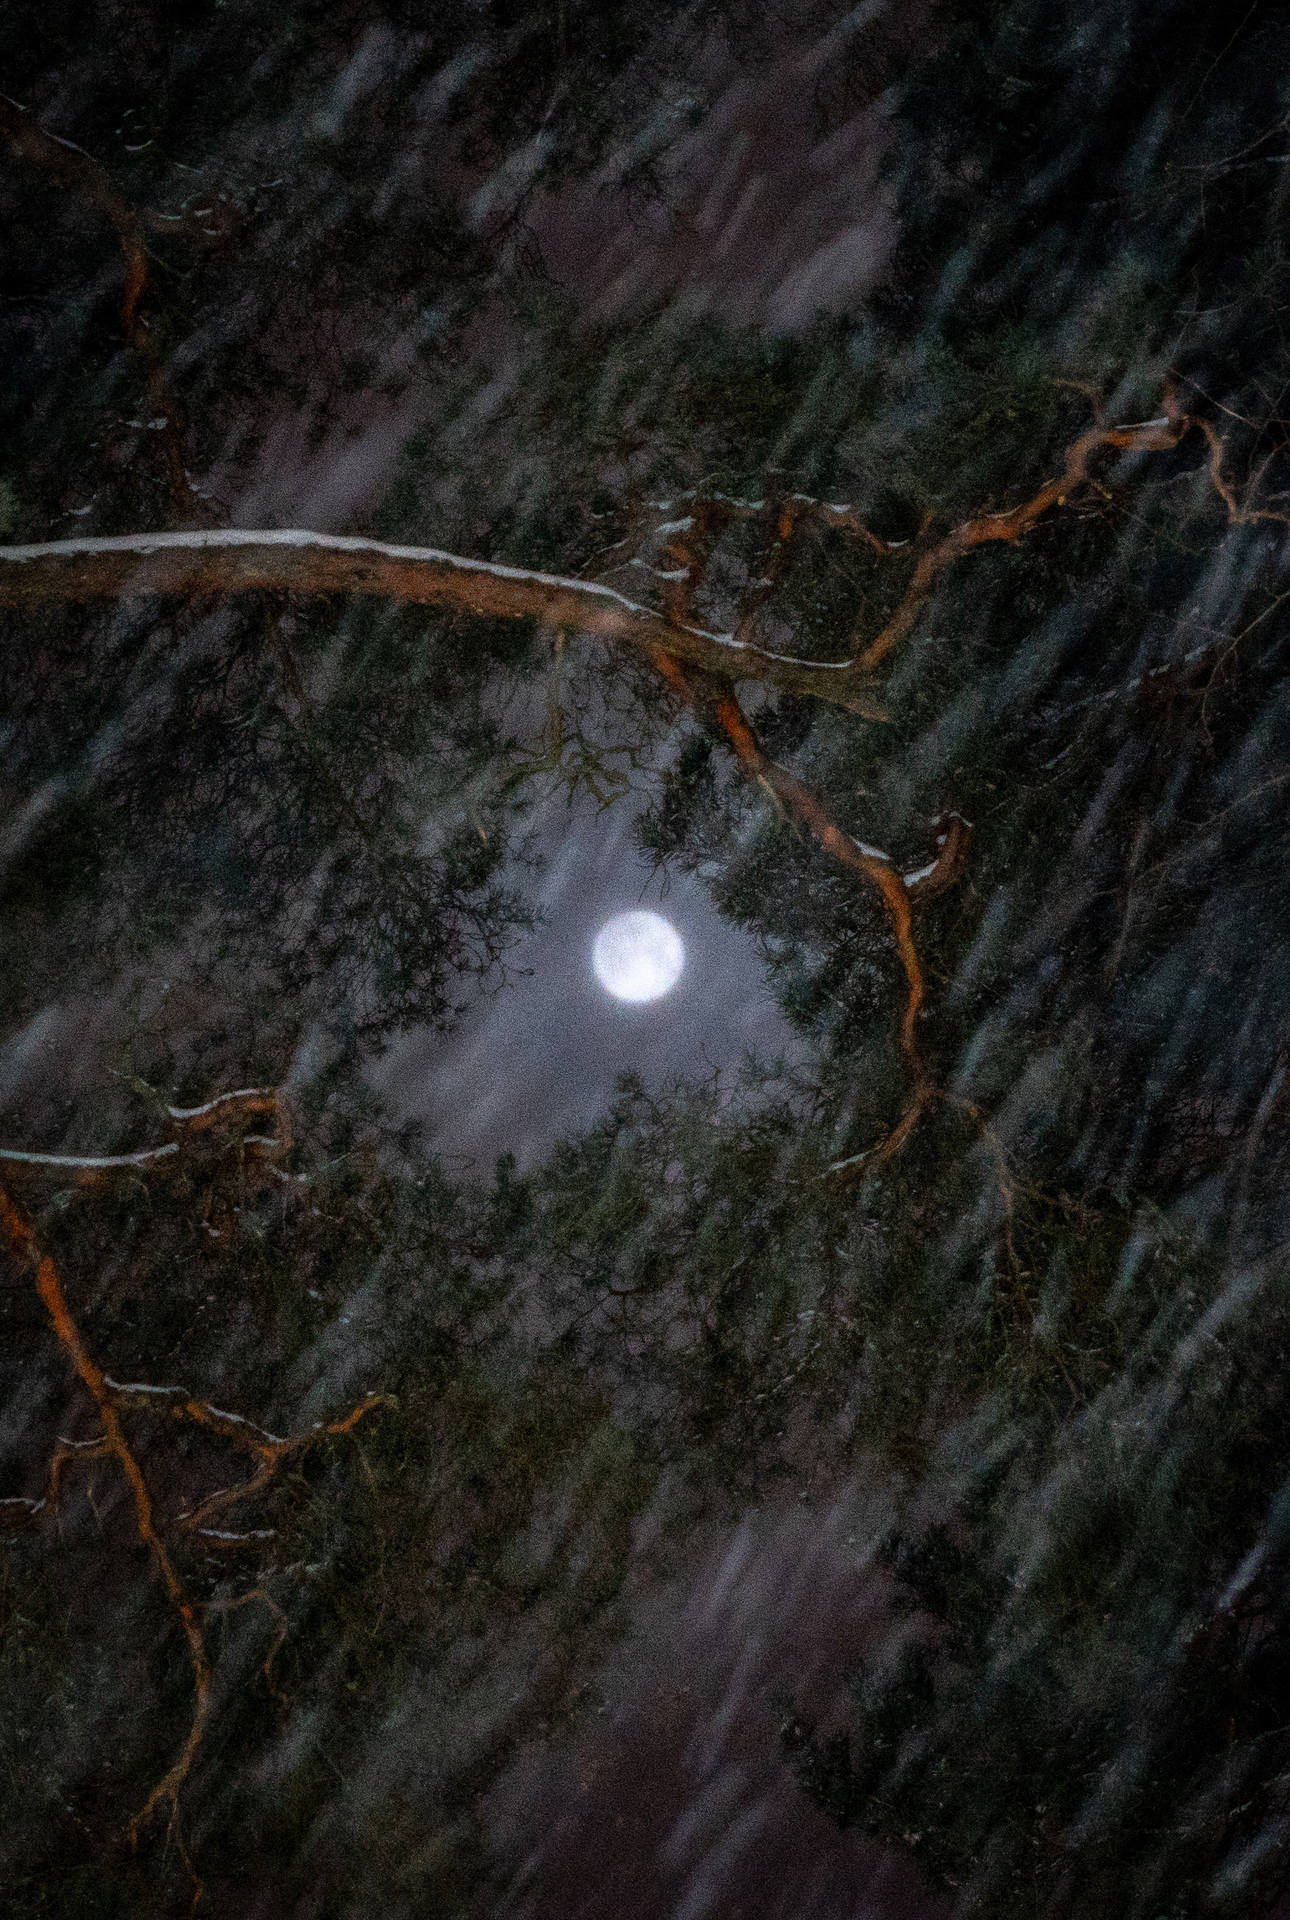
left=174, top=1392, right=389, bottom=1534
left=1196, top=416, right=1290, bottom=528
left=0, top=1086, right=290, bottom=1190
left=650, top=654, right=945, bottom=1158
left=638, top=405, right=1196, bottom=681
left=0, top=1096, right=388, bottom=1891
left=0, top=95, right=149, bottom=339
left=0, top=403, right=1204, bottom=710
left=0, top=1141, right=183, bottom=1185
left=0, top=528, right=890, bottom=714
left=855, top=410, right=1195, bottom=671
left=0, top=1178, right=212, bottom=1874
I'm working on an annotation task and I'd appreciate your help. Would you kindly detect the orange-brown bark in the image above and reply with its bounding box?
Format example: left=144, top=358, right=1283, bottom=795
left=172, top=1390, right=389, bottom=1535
left=0, top=394, right=1245, bottom=1182
left=0, top=1096, right=391, bottom=1899
left=0, top=528, right=890, bottom=714
left=707, top=687, right=927, bottom=1071
left=855, top=408, right=1193, bottom=671
left=0, top=1087, right=290, bottom=1190
left=650, top=652, right=941, bottom=1160
left=0, top=1178, right=212, bottom=1875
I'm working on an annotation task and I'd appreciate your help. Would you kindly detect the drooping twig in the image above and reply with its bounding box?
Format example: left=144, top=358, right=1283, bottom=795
left=0, top=1433, right=109, bottom=1530
left=204, top=1588, right=290, bottom=1705
left=0, top=97, right=313, bottom=707
left=171, top=1392, right=389, bottom=1534
left=649, top=650, right=948, bottom=1160
left=633, top=472, right=980, bottom=1164
left=0, top=1140, right=186, bottom=1185
left=1195, top=416, right=1290, bottom=530
left=709, top=684, right=929, bottom=1073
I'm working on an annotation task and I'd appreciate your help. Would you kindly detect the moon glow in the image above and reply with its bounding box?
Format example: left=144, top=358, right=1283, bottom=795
left=592, top=910, right=685, bottom=1003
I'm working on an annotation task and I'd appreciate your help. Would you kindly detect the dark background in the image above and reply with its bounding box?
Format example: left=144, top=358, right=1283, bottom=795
left=5, top=3, right=1290, bottom=1916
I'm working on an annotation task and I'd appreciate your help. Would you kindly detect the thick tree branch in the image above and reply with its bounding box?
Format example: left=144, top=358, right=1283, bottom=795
left=0, top=1087, right=288, bottom=1190
left=0, top=393, right=1234, bottom=1183
left=0, top=528, right=891, bottom=713
left=0, top=404, right=1210, bottom=715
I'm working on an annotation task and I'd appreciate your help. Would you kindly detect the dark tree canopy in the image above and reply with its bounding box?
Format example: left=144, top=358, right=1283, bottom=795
left=4, top=3, right=1290, bottom=1917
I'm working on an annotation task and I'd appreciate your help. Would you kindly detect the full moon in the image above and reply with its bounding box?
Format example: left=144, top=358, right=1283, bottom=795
left=592, top=910, right=685, bottom=1003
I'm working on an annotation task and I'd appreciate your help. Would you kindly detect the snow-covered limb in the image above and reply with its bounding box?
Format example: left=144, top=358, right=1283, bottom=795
left=0, top=1141, right=180, bottom=1182
left=0, top=1086, right=291, bottom=1193
left=904, top=813, right=974, bottom=903
left=102, top=1380, right=289, bottom=1450
left=0, top=527, right=890, bottom=715
left=166, top=1086, right=278, bottom=1125
left=104, top=1376, right=187, bottom=1397
left=175, top=1390, right=390, bottom=1533
left=825, top=1147, right=877, bottom=1176
left=609, top=407, right=1202, bottom=692
left=0, top=403, right=1206, bottom=714
left=644, top=487, right=893, bottom=553
left=195, top=1527, right=277, bottom=1543
left=203, top=1405, right=281, bottom=1437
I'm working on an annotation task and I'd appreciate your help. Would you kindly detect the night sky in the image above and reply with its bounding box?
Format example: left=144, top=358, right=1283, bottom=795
left=377, top=774, right=810, bottom=1169
left=5, top=4, right=1290, bottom=1917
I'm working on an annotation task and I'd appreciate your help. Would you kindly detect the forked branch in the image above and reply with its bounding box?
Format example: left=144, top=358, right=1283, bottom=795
left=0, top=1177, right=213, bottom=1875
left=854, top=406, right=1193, bottom=671
left=0, top=405, right=1206, bottom=715
left=0, top=1086, right=288, bottom=1191
left=0, top=527, right=891, bottom=713
left=0, top=1097, right=390, bottom=1901
left=0, top=393, right=1248, bottom=1180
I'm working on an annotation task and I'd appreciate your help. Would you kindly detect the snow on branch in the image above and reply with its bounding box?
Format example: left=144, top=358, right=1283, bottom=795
left=0, top=526, right=890, bottom=715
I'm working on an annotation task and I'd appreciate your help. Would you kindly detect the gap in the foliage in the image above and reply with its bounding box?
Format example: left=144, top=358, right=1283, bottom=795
left=372, top=780, right=812, bottom=1170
